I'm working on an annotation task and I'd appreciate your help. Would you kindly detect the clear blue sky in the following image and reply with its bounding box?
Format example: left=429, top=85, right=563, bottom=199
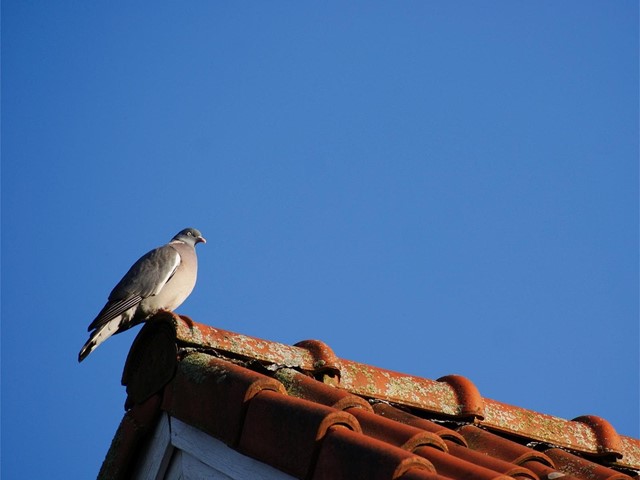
left=2, top=2, right=638, bottom=478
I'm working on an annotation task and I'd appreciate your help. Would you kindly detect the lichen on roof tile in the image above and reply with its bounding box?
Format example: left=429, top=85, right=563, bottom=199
left=98, top=315, right=640, bottom=480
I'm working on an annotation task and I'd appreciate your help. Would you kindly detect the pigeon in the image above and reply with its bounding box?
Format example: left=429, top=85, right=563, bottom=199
left=78, top=227, right=206, bottom=362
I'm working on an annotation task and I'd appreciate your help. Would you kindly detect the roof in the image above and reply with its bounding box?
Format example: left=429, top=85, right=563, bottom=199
left=98, top=312, right=640, bottom=480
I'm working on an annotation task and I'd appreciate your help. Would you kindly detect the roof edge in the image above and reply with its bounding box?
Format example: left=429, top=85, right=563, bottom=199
left=134, top=314, right=639, bottom=469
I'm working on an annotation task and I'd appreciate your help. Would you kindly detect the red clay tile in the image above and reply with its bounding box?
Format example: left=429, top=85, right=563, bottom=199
left=101, top=316, right=640, bottom=480
left=275, top=367, right=373, bottom=411
left=398, top=468, right=454, bottom=480
left=619, top=437, right=640, bottom=471
left=162, top=353, right=286, bottom=446
left=414, top=445, right=514, bottom=480
left=338, top=359, right=464, bottom=415
left=122, top=318, right=179, bottom=408
left=373, top=402, right=467, bottom=445
left=239, top=390, right=361, bottom=478
left=350, top=408, right=448, bottom=452
left=312, top=425, right=436, bottom=480
left=545, top=448, right=634, bottom=480
left=459, top=425, right=554, bottom=466
left=445, top=440, right=538, bottom=479
left=294, top=339, right=341, bottom=378
left=522, top=459, right=584, bottom=480
left=173, top=315, right=318, bottom=370
left=481, top=399, right=630, bottom=459
left=169, top=316, right=639, bottom=471
left=437, top=375, right=485, bottom=419
left=98, top=394, right=162, bottom=480
left=573, top=416, right=624, bottom=458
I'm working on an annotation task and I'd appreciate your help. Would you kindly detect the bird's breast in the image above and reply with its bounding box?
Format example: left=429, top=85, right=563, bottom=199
left=140, top=245, right=198, bottom=315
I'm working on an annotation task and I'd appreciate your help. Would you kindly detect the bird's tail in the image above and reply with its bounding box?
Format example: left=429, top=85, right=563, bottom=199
left=78, top=317, right=122, bottom=362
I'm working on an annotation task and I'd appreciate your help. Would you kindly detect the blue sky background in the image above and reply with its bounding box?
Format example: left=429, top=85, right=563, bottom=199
left=2, top=2, right=638, bottom=478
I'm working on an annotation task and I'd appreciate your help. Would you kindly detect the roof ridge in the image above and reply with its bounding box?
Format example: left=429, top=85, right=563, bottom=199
left=161, top=314, right=638, bottom=468
left=106, top=313, right=639, bottom=480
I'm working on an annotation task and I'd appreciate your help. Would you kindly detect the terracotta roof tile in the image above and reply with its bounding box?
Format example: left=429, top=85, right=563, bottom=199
left=573, top=416, right=625, bottom=457
left=349, top=407, right=448, bottom=452
left=443, top=441, right=538, bottom=479
left=98, top=393, right=163, bottom=479
left=437, top=374, right=485, bottom=419
left=372, top=402, right=467, bottom=446
left=396, top=469, right=452, bottom=480
left=275, top=366, right=372, bottom=411
left=312, top=425, right=436, bottom=480
left=414, top=445, right=514, bottom=480
left=98, top=314, right=639, bottom=480
left=458, top=425, right=555, bottom=466
left=239, top=390, right=361, bottom=478
left=293, top=339, right=341, bottom=378
left=522, top=460, right=584, bottom=480
left=545, top=448, right=633, bottom=480
left=162, top=352, right=286, bottom=446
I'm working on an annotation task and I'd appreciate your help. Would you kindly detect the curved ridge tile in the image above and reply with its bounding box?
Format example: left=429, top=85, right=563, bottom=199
left=294, top=339, right=341, bottom=378
left=482, top=399, right=617, bottom=457
left=437, top=374, right=485, bottom=419
left=618, top=436, right=640, bottom=470
left=573, top=416, right=623, bottom=458
left=122, top=319, right=179, bottom=408
left=339, top=359, right=460, bottom=415
left=173, top=316, right=315, bottom=368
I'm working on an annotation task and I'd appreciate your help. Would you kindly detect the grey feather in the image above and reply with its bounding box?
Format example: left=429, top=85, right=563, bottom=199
left=87, top=246, right=180, bottom=331
left=79, top=228, right=206, bottom=362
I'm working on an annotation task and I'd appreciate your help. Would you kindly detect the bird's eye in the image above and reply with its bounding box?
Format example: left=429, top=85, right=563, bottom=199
left=187, top=231, right=193, bottom=236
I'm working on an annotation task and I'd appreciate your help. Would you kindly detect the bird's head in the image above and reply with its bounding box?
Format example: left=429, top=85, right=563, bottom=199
left=173, top=228, right=206, bottom=246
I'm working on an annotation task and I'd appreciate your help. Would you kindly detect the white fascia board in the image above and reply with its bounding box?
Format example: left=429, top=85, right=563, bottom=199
left=133, top=412, right=174, bottom=480
left=170, top=416, right=295, bottom=480
left=132, top=413, right=295, bottom=480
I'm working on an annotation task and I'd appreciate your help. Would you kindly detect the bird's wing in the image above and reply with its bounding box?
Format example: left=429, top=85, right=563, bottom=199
left=87, top=245, right=181, bottom=331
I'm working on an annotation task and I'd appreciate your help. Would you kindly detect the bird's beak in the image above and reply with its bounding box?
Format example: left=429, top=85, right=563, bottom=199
left=196, top=236, right=206, bottom=244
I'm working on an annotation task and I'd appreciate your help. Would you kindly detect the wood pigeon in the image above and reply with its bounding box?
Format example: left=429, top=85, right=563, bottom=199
left=78, top=227, right=206, bottom=362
